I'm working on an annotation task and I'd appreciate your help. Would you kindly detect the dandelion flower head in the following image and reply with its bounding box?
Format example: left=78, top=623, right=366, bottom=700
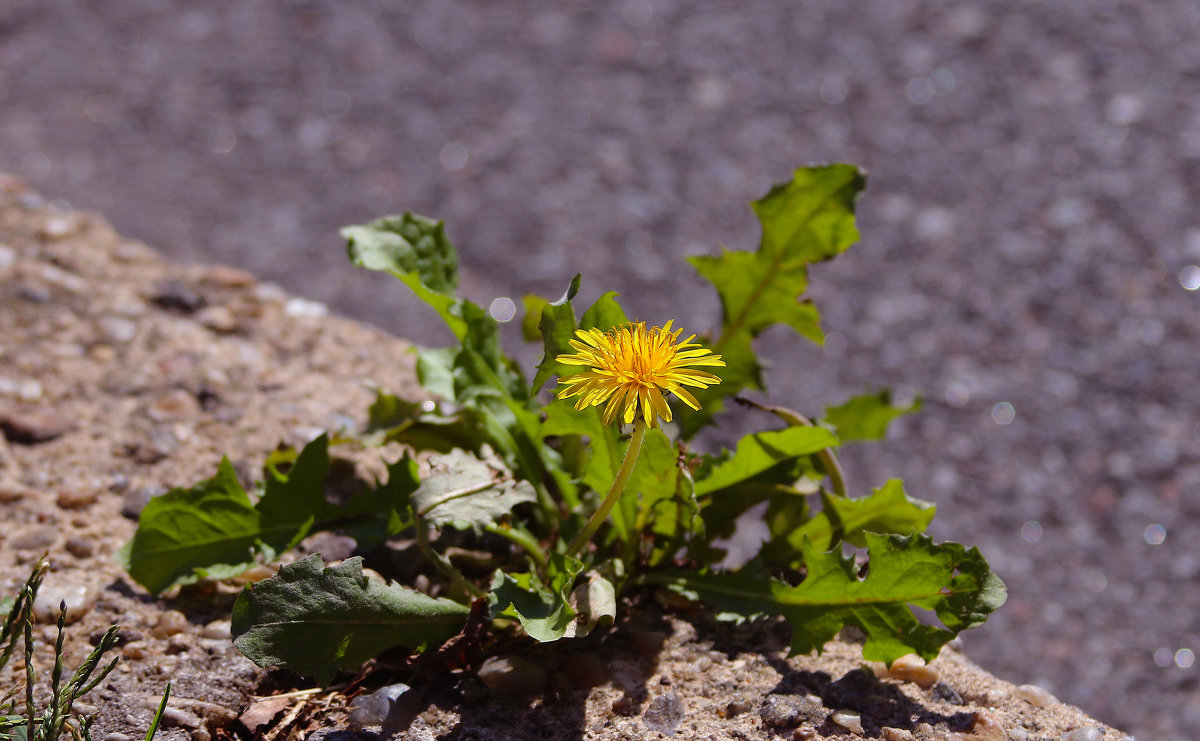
left=556, top=320, right=725, bottom=428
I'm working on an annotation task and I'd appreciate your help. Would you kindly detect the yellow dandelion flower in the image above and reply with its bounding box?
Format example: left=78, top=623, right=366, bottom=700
left=555, top=320, right=725, bottom=428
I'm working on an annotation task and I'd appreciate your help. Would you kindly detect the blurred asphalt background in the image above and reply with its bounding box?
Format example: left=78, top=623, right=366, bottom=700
left=3, top=2, right=1199, bottom=738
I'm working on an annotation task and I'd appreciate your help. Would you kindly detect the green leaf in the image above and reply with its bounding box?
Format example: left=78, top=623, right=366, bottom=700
left=412, top=448, right=536, bottom=532
left=486, top=552, right=583, bottom=642
left=680, top=165, right=866, bottom=436
left=579, top=290, right=629, bottom=332
left=540, top=399, right=622, bottom=507
left=752, top=164, right=866, bottom=264
left=763, top=479, right=936, bottom=565
left=120, top=436, right=421, bottom=593
left=823, top=391, right=921, bottom=442
left=693, top=426, right=838, bottom=496
left=117, top=459, right=303, bottom=594
left=530, top=274, right=582, bottom=395
left=343, top=213, right=463, bottom=334
left=521, top=294, right=549, bottom=342
left=256, top=435, right=333, bottom=547
left=650, top=532, right=1006, bottom=665
left=232, top=555, right=469, bottom=684
left=623, top=429, right=699, bottom=563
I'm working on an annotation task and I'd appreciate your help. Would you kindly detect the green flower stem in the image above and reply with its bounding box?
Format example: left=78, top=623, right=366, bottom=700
left=734, top=395, right=847, bottom=497
left=485, top=522, right=549, bottom=572
left=565, top=417, right=648, bottom=559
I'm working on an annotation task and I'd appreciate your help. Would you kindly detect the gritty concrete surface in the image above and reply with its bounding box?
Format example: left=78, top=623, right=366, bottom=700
left=2, top=2, right=1199, bottom=738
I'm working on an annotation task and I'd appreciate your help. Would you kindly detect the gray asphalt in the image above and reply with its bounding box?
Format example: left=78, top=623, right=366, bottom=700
left=4, top=2, right=1198, bottom=738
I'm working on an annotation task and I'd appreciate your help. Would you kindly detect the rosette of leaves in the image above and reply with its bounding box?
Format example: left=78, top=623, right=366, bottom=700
left=119, top=165, right=1005, bottom=684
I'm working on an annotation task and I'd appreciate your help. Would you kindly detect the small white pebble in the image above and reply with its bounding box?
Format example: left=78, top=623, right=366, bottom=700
left=831, top=709, right=863, bottom=734
left=1014, top=683, right=1057, bottom=708
left=1008, top=728, right=1030, bottom=741
left=33, top=583, right=93, bottom=623
left=882, top=654, right=940, bottom=687
left=283, top=297, right=328, bottom=317
left=1059, top=729, right=1103, bottom=741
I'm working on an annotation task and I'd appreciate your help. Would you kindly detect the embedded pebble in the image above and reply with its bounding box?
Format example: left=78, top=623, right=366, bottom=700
left=642, top=693, right=684, bottom=736
left=172, top=697, right=239, bottom=727
left=156, top=703, right=203, bottom=730
left=1008, top=728, right=1030, bottom=741
left=882, top=728, right=916, bottom=741
left=831, top=709, right=864, bottom=734
left=0, top=407, right=74, bottom=444
left=152, top=280, right=206, bottom=313
left=197, top=305, right=239, bottom=333
left=201, top=619, right=232, bottom=640
left=200, top=264, right=257, bottom=288
left=759, top=694, right=826, bottom=729
left=39, top=215, right=78, bottom=239
left=933, top=680, right=965, bottom=705
left=792, top=726, right=817, bottom=740
left=0, top=478, right=31, bottom=502
left=33, top=582, right=94, bottom=623
left=882, top=654, right=940, bottom=687
left=1059, top=729, right=1103, bottom=741
left=0, top=377, right=42, bottom=400
left=147, top=390, right=201, bottom=422
left=97, top=316, right=138, bottom=344
left=11, top=525, right=58, bottom=551
left=151, top=609, right=190, bottom=639
left=477, top=655, right=547, bottom=695
left=951, top=710, right=1006, bottom=741
left=121, top=485, right=166, bottom=519
left=725, top=696, right=752, bottom=717
left=64, top=536, right=96, bottom=558
left=1014, top=683, right=1057, bottom=708
left=57, top=488, right=99, bottom=509
left=283, top=297, right=328, bottom=317
left=349, top=683, right=411, bottom=728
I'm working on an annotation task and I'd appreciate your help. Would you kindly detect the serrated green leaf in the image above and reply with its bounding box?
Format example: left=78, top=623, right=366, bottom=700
left=540, top=399, right=622, bottom=506
left=693, top=426, right=838, bottom=497
left=531, top=274, right=582, bottom=395
left=650, top=532, right=1005, bottom=665
left=752, top=164, right=866, bottom=264
left=415, top=347, right=458, bottom=401
left=232, top=555, right=469, bottom=684
left=412, top=448, right=536, bottom=532
left=690, top=250, right=823, bottom=344
left=256, top=434, right=333, bottom=546
left=762, top=479, right=936, bottom=566
left=579, top=290, right=628, bottom=332
left=117, top=459, right=303, bottom=594
left=487, top=552, right=583, bottom=642
left=343, top=213, right=464, bottom=335
left=823, top=391, right=922, bottom=442
left=342, top=213, right=458, bottom=294
left=680, top=165, right=866, bottom=436
left=120, top=436, right=421, bottom=593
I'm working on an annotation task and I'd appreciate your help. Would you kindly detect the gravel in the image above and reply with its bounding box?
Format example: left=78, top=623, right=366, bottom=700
left=2, top=3, right=1197, bottom=739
